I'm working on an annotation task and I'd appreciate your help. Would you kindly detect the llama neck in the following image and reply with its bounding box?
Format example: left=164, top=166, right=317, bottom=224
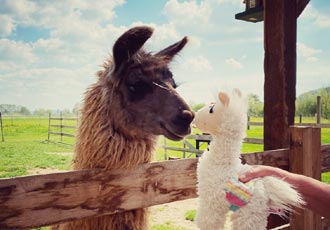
left=208, top=134, right=243, bottom=169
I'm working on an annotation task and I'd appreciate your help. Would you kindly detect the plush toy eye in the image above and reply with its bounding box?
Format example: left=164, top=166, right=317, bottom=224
left=209, top=104, right=215, bottom=113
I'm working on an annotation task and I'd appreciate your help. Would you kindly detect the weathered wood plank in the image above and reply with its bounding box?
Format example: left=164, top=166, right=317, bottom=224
left=0, top=159, right=198, bottom=229
left=241, top=148, right=289, bottom=168
left=289, top=126, right=322, bottom=230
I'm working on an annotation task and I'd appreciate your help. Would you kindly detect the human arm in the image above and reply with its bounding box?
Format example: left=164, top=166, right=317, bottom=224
left=239, top=165, right=330, bottom=219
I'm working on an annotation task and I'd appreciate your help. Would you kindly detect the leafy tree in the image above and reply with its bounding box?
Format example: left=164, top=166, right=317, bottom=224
left=33, top=108, right=52, bottom=116
left=320, top=88, right=330, bottom=119
left=20, top=106, right=31, bottom=115
left=248, top=94, right=263, bottom=116
left=296, top=93, right=317, bottom=117
left=0, top=104, right=31, bottom=115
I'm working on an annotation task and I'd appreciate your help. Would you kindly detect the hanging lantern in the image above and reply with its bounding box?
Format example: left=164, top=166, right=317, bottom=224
left=235, top=0, right=264, bottom=23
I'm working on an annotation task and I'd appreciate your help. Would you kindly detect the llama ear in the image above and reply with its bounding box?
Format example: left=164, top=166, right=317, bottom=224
left=155, top=37, right=188, bottom=63
left=218, top=92, right=230, bottom=107
left=233, top=88, right=242, bottom=97
left=113, top=26, right=154, bottom=72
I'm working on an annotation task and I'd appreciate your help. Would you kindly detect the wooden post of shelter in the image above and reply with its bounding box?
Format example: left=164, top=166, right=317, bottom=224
left=264, top=0, right=297, bottom=153
left=289, top=126, right=321, bottom=230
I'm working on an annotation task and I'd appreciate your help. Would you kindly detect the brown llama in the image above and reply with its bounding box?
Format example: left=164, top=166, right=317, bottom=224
left=52, top=26, right=194, bottom=230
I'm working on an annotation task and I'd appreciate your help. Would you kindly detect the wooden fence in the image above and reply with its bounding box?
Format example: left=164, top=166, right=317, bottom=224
left=247, top=116, right=330, bottom=130
left=0, top=112, right=4, bottom=142
left=47, top=112, right=78, bottom=145
left=163, top=134, right=263, bottom=159
left=1, top=126, right=330, bottom=229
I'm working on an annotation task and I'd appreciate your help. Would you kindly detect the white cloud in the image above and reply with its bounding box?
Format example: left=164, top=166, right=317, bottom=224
left=297, top=42, right=321, bottom=61
left=0, top=0, right=37, bottom=24
left=225, top=58, right=243, bottom=69
left=163, top=0, right=212, bottom=28
left=184, top=56, right=213, bottom=72
left=301, top=4, right=330, bottom=28
left=0, top=15, right=15, bottom=37
left=0, top=39, right=36, bottom=63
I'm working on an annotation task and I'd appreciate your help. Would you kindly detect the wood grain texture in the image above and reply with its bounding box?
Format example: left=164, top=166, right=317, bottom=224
left=263, top=0, right=297, bottom=152
left=289, top=126, right=322, bottom=230
left=0, top=159, right=197, bottom=229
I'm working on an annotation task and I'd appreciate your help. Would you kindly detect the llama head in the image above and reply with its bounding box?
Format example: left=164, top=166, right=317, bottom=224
left=103, top=26, right=194, bottom=140
left=193, top=89, right=248, bottom=138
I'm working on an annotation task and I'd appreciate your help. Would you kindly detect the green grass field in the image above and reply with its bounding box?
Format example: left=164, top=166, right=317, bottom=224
left=0, top=116, right=329, bottom=183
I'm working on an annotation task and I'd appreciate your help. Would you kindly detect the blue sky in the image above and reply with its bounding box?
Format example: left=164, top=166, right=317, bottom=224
left=0, top=0, right=329, bottom=110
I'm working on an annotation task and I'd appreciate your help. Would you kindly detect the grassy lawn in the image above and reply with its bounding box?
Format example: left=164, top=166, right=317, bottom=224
left=0, top=116, right=329, bottom=182
left=0, top=116, right=73, bottom=178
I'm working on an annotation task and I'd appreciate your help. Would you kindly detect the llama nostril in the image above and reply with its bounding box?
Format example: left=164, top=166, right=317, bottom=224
left=182, top=110, right=195, bottom=123
left=173, top=110, right=194, bottom=127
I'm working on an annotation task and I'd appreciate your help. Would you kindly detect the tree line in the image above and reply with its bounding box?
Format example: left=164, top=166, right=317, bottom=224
left=191, top=87, right=330, bottom=119
left=0, top=104, right=80, bottom=117
left=1, top=87, right=329, bottom=118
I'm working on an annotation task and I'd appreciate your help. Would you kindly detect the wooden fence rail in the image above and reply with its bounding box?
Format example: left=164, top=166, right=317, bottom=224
left=1, top=126, right=330, bottom=229
left=47, top=112, right=77, bottom=144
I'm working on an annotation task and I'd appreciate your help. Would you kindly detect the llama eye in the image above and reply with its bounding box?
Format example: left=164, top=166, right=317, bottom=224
left=127, top=80, right=152, bottom=101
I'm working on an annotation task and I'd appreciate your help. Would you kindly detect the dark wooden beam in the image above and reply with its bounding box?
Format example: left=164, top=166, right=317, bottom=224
left=297, top=0, right=310, bottom=18
left=263, top=0, right=297, bottom=228
left=264, top=0, right=297, bottom=151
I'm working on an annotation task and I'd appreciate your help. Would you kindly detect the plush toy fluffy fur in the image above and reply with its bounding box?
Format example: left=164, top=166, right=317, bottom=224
left=194, top=89, right=304, bottom=230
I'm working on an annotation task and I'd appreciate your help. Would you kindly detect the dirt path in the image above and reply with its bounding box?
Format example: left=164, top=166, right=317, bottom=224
left=150, top=198, right=198, bottom=230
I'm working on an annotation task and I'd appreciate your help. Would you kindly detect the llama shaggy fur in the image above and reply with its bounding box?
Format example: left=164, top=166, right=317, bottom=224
left=194, top=89, right=304, bottom=230
left=52, top=26, right=194, bottom=230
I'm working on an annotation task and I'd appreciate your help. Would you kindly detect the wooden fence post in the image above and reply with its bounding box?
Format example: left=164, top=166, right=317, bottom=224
left=317, top=96, right=321, bottom=124
left=60, top=111, right=63, bottom=143
left=0, top=112, right=4, bottom=142
left=48, top=112, right=51, bottom=142
left=289, top=126, right=321, bottom=230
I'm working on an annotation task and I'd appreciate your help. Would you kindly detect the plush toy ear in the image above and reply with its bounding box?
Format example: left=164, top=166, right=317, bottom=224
left=113, top=26, right=154, bottom=73
left=233, top=88, right=242, bottom=97
left=218, top=92, right=229, bottom=107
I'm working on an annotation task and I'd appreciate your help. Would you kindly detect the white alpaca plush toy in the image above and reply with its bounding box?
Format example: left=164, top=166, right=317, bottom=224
left=194, top=89, right=304, bottom=230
